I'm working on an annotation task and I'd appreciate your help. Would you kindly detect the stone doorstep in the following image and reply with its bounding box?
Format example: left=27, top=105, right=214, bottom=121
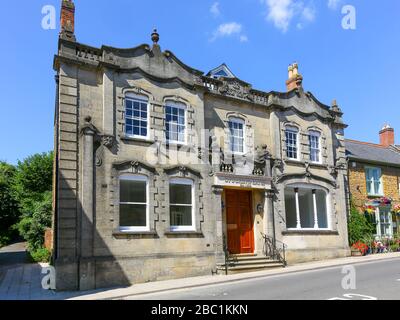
left=70, top=252, right=400, bottom=300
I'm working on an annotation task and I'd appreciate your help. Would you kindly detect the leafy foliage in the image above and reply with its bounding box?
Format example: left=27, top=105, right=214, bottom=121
left=12, top=152, right=53, bottom=214
left=28, top=247, right=51, bottom=263
left=348, top=201, right=375, bottom=245
left=16, top=191, right=52, bottom=252
left=0, top=162, right=20, bottom=246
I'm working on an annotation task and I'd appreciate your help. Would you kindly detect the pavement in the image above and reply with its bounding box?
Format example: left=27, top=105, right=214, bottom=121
left=71, top=252, right=400, bottom=300
left=129, top=257, right=400, bottom=300
left=1, top=242, right=400, bottom=300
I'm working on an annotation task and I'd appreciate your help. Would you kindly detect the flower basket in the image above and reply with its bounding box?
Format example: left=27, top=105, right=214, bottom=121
left=351, top=241, right=369, bottom=256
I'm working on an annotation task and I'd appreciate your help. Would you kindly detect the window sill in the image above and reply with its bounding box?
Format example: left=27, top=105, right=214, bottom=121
left=285, top=159, right=326, bottom=167
left=113, top=230, right=159, bottom=239
left=120, top=135, right=155, bottom=144
left=164, top=231, right=204, bottom=238
left=282, top=230, right=339, bottom=236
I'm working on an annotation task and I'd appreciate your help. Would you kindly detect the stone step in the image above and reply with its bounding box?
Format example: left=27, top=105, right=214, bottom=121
left=229, top=255, right=276, bottom=263
left=217, top=262, right=284, bottom=274
left=229, top=259, right=281, bottom=266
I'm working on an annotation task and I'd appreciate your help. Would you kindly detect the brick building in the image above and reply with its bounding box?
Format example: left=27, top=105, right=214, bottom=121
left=52, top=0, right=350, bottom=291
left=346, top=125, right=400, bottom=239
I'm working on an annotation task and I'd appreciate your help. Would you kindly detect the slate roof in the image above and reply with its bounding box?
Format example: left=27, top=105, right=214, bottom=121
left=346, top=139, right=400, bottom=167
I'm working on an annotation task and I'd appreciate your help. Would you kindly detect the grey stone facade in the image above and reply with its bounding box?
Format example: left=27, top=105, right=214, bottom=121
left=53, top=1, right=350, bottom=291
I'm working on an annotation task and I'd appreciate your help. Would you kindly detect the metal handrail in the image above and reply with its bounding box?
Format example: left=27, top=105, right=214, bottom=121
left=261, top=233, right=288, bottom=267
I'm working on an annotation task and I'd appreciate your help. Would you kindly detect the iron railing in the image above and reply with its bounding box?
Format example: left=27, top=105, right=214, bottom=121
left=261, top=233, right=288, bottom=267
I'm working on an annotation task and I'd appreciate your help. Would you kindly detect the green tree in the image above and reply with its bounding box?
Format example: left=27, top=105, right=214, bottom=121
left=16, top=191, right=52, bottom=252
left=348, top=201, right=375, bottom=245
left=0, top=162, right=20, bottom=246
left=12, top=152, right=53, bottom=214
left=12, top=152, right=53, bottom=255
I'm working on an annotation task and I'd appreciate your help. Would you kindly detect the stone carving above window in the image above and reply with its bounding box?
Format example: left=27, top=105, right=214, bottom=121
left=218, top=79, right=254, bottom=102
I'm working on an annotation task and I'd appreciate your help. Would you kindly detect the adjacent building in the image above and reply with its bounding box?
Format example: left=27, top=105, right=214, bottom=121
left=346, top=125, right=400, bottom=239
left=52, top=0, right=350, bottom=291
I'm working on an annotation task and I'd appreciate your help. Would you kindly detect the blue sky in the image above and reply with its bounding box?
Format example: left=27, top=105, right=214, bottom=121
left=1, top=0, right=399, bottom=164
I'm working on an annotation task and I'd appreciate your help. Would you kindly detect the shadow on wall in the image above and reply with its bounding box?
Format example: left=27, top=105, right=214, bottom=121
left=54, top=170, right=130, bottom=292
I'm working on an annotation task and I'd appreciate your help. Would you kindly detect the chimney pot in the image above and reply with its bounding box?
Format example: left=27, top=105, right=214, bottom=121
left=286, top=62, right=303, bottom=92
left=379, top=124, right=395, bottom=147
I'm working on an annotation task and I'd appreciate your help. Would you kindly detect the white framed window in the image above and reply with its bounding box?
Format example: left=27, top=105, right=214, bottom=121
left=309, top=131, right=321, bottom=163
left=119, top=174, right=149, bottom=232
left=125, top=94, right=149, bottom=139
left=376, top=207, right=393, bottom=238
left=228, top=117, right=245, bottom=154
left=365, top=167, right=383, bottom=196
left=169, top=178, right=195, bottom=232
left=285, top=186, right=330, bottom=230
left=166, top=101, right=186, bottom=144
left=285, top=127, right=299, bottom=160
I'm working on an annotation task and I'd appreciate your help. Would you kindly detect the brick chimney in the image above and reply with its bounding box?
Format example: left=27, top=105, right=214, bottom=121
left=60, top=0, right=76, bottom=41
left=380, top=124, right=395, bottom=147
left=286, top=63, right=303, bottom=91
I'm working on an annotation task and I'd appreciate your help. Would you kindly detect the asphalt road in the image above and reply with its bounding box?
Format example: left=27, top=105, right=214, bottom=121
left=130, top=257, right=400, bottom=300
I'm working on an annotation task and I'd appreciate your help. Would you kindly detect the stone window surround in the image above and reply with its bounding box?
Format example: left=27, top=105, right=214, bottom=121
left=308, top=129, right=322, bottom=164
left=124, top=93, right=151, bottom=140
left=163, top=167, right=204, bottom=235
left=112, top=162, right=157, bottom=236
left=111, top=162, right=204, bottom=237
left=118, top=87, right=154, bottom=142
left=222, top=112, right=253, bottom=158
left=281, top=122, right=328, bottom=165
left=169, top=177, right=196, bottom=232
left=117, top=86, right=196, bottom=148
left=163, top=95, right=195, bottom=148
left=284, top=184, right=331, bottom=231
left=119, top=173, right=150, bottom=232
left=279, top=179, right=337, bottom=234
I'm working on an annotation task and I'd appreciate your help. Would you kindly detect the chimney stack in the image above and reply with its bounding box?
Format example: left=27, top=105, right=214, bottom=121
left=60, top=0, right=76, bottom=41
left=380, top=124, right=395, bottom=147
left=286, top=62, right=303, bottom=92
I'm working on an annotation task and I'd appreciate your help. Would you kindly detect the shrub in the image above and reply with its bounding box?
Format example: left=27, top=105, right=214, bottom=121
left=348, top=201, right=375, bottom=245
left=29, top=247, right=51, bottom=263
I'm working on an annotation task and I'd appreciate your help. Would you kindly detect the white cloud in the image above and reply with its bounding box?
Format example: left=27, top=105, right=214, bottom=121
left=327, top=0, right=341, bottom=10
left=264, top=0, right=294, bottom=33
left=262, top=0, right=316, bottom=32
left=240, top=35, right=249, bottom=42
left=302, top=6, right=315, bottom=22
left=211, top=22, right=248, bottom=42
left=210, top=2, right=220, bottom=17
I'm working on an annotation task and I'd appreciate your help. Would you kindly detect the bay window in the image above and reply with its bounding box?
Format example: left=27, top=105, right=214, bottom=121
left=285, top=186, right=329, bottom=230
left=125, top=94, right=149, bottom=139
left=119, top=175, right=149, bottom=232
left=169, top=178, right=195, bottom=231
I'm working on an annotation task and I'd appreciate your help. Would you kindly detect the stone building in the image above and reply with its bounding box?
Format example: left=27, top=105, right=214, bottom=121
left=346, top=125, right=400, bottom=239
left=52, top=0, right=350, bottom=291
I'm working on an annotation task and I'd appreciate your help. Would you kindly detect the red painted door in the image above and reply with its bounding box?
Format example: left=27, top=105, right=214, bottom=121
left=226, top=190, right=254, bottom=254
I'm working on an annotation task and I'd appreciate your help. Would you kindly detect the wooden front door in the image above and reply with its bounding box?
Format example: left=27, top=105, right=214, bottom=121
left=226, top=190, right=254, bottom=254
